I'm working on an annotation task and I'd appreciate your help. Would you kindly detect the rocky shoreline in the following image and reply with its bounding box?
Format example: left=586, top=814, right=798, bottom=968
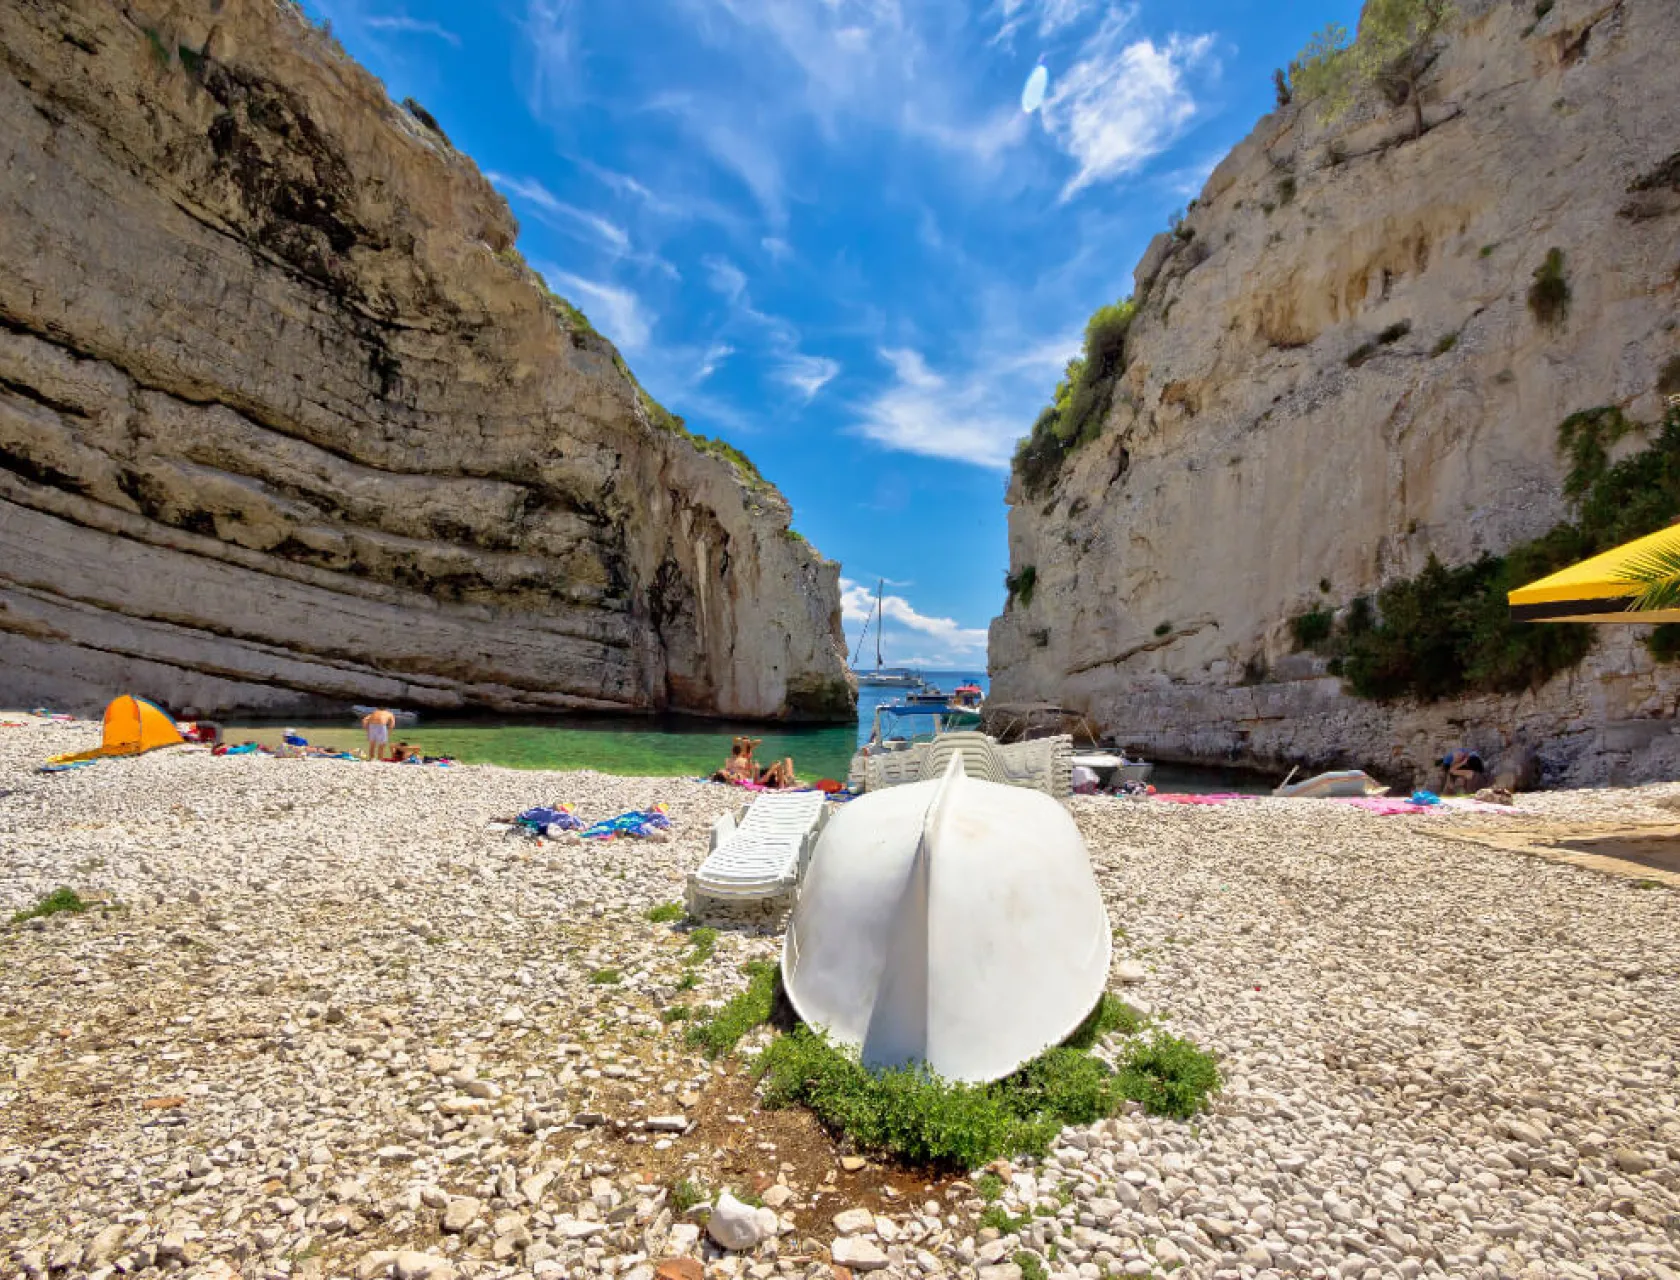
left=2, top=720, right=1677, bottom=1280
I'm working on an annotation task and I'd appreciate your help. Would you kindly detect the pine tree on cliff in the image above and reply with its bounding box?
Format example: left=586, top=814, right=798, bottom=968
left=1290, top=0, right=1455, bottom=140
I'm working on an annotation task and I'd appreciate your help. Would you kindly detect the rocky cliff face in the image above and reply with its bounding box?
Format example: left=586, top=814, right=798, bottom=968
left=990, top=0, right=1680, bottom=785
left=0, top=0, right=852, bottom=720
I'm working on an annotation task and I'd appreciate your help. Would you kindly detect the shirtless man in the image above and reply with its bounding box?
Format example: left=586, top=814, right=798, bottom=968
left=362, top=707, right=396, bottom=760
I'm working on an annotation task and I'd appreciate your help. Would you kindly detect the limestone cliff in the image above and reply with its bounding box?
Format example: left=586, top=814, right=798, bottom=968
left=0, top=0, right=853, bottom=720
left=990, top=0, right=1680, bottom=785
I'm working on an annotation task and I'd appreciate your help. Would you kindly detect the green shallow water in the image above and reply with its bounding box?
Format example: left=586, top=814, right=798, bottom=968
left=222, top=719, right=864, bottom=781
left=226, top=672, right=991, bottom=781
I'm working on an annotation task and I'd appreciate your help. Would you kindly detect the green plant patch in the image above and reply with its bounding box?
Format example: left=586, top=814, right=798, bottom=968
left=646, top=902, right=685, bottom=924
left=685, top=960, right=778, bottom=1058
left=1289, top=606, right=1335, bottom=651
left=981, top=1205, right=1028, bottom=1233
left=669, top=1178, right=707, bottom=1214
left=1013, top=299, right=1137, bottom=496
left=1015, top=1252, right=1049, bottom=1280
left=1646, top=624, right=1680, bottom=664
left=754, top=994, right=1213, bottom=1170
left=589, top=968, right=622, bottom=985
left=687, top=926, right=720, bottom=961
left=975, top=1171, right=1006, bottom=1202
left=11, top=887, right=89, bottom=924
left=1114, top=1033, right=1222, bottom=1121
left=1528, top=248, right=1570, bottom=328
left=1006, top=565, right=1038, bottom=610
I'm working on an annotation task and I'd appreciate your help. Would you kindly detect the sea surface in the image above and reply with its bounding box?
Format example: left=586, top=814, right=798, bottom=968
left=224, top=670, right=1278, bottom=793
left=227, top=670, right=989, bottom=783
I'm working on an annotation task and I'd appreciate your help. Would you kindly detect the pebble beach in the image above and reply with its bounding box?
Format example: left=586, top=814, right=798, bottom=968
left=2, top=719, right=1678, bottom=1280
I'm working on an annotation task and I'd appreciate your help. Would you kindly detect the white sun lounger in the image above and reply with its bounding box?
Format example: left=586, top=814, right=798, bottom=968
left=685, top=790, right=830, bottom=914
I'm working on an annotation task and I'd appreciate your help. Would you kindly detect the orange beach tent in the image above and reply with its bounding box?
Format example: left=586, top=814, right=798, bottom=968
left=49, top=695, right=184, bottom=764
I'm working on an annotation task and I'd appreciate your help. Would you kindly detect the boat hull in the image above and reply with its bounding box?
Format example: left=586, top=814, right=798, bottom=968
left=783, top=757, right=1112, bottom=1084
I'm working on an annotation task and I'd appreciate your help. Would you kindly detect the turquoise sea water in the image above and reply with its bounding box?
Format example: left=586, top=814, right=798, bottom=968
left=228, top=670, right=989, bottom=781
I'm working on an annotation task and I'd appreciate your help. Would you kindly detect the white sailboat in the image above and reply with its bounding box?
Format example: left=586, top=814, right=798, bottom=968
left=850, top=578, right=923, bottom=688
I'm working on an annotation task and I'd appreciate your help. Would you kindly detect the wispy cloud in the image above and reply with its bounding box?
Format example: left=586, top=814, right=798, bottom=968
left=992, top=0, right=1096, bottom=47
left=522, top=0, right=581, bottom=113
left=1044, top=14, right=1218, bottom=199
left=841, top=578, right=988, bottom=663
left=696, top=343, right=735, bottom=381
left=487, top=172, right=629, bottom=252
left=364, top=13, right=461, bottom=44
left=532, top=264, right=653, bottom=353
left=703, top=256, right=748, bottom=303
left=851, top=336, right=1080, bottom=469
left=775, top=354, right=841, bottom=402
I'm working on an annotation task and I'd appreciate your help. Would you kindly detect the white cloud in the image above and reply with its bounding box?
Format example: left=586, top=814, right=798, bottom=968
left=703, top=256, right=748, bottom=302
left=851, top=336, right=1079, bottom=468
left=532, top=265, right=653, bottom=353
left=992, top=0, right=1095, bottom=47
left=775, top=354, right=841, bottom=401
left=1044, top=16, right=1217, bottom=199
left=761, top=237, right=794, bottom=263
left=522, top=0, right=581, bottom=113
left=364, top=13, right=461, bottom=44
left=840, top=578, right=989, bottom=664
left=695, top=343, right=736, bottom=381
left=486, top=172, right=629, bottom=252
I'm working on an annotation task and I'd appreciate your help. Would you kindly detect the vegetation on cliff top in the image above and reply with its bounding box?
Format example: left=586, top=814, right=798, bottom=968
left=1294, top=403, right=1680, bottom=701
left=1013, top=299, right=1137, bottom=497
left=1289, top=0, right=1456, bottom=139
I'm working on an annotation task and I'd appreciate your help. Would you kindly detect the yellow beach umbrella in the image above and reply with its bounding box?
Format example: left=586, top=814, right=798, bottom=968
left=1508, top=523, right=1680, bottom=623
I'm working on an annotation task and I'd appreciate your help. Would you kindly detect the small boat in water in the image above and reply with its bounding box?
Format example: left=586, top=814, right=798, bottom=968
left=1070, top=752, right=1153, bottom=787
left=783, top=755, right=1112, bottom=1084
left=1273, top=768, right=1388, bottom=799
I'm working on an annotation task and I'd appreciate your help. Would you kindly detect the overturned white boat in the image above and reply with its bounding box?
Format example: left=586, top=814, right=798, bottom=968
left=782, top=756, right=1112, bottom=1085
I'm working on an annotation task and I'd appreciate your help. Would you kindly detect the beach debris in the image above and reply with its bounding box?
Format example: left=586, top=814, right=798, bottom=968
left=706, top=1192, right=770, bottom=1250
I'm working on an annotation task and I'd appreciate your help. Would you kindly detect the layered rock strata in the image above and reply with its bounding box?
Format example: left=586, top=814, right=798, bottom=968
left=0, top=0, right=852, bottom=719
left=990, top=0, right=1680, bottom=784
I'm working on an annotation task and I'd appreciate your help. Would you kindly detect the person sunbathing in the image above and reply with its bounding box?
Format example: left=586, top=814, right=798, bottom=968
left=711, top=738, right=758, bottom=783
left=756, top=756, right=796, bottom=788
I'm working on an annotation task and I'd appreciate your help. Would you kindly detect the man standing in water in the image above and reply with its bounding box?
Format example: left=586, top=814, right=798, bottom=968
left=362, top=707, right=396, bottom=761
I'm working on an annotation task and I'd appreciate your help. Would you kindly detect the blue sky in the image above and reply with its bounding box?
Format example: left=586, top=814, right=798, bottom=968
left=304, top=0, right=1359, bottom=670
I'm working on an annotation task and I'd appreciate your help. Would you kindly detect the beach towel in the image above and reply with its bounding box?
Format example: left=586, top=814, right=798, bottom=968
left=580, top=805, right=672, bottom=840
left=516, top=803, right=583, bottom=836
left=38, top=760, right=96, bottom=773
left=1153, top=792, right=1251, bottom=805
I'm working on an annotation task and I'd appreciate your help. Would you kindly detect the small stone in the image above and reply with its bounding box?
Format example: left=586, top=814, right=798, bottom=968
left=656, top=1260, right=705, bottom=1280
left=667, top=1224, right=701, bottom=1254
left=393, top=1251, right=456, bottom=1280
left=1115, top=960, right=1147, bottom=984
left=708, top=1192, right=766, bottom=1251
left=647, top=1115, right=688, bottom=1132
left=832, top=1208, right=874, bottom=1235
left=442, top=1196, right=482, bottom=1232
left=762, top=1186, right=794, bottom=1209
left=831, top=1238, right=888, bottom=1271
left=839, top=1156, right=867, bottom=1173
left=356, top=1251, right=398, bottom=1280
left=1614, top=1149, right=1655, bottom=1174
left=500, top=1005, right=527, bottom=1024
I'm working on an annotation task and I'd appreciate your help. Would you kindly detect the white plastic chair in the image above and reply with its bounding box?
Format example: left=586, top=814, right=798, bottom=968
left=685, top=790, right=830, bottom=910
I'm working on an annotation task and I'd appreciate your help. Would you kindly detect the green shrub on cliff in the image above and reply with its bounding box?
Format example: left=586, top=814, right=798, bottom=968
left=1324, top=403, right=1680, bottom=700
left=1013, top=299, right=1136, bottom=497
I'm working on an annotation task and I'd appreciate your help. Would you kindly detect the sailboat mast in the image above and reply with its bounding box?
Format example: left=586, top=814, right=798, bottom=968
left=875, top=578, right=884, bottom=671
